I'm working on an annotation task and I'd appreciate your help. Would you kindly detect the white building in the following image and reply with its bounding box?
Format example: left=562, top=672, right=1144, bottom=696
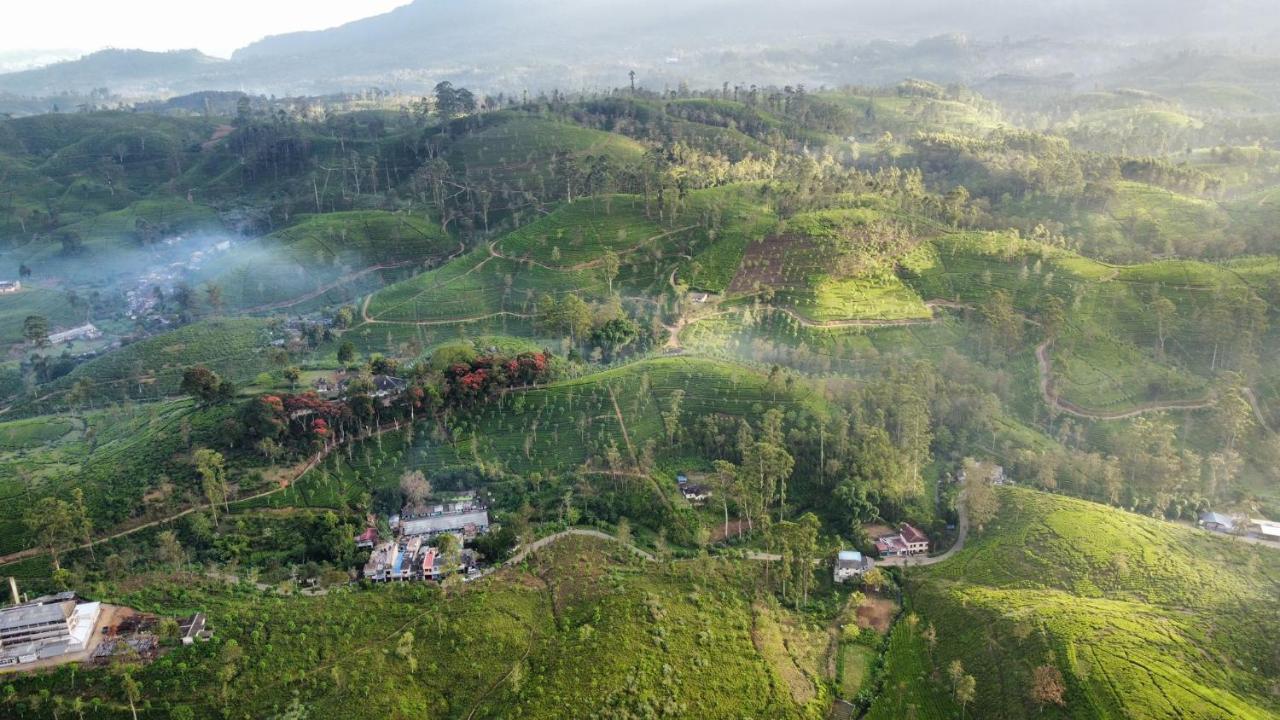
left=0, top=593, right=102, bottom=667
left=834, top=550, right=873, bottom=583
left=48, top=324, right=102, bottom=345
left=400, top=506, right=490, bottom=540
left=0, top=281, right=20, bottom=295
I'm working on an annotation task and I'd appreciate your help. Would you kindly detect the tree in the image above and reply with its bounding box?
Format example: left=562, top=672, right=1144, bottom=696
left=205, top=284, right=224, bottom=314
left=121, top=672, right=141, bottom=720
left=435, top=533, right=461, bottom=577
left=399, top=470, right=431, bottom=513
left=155, top=530, right=185, bottom=567
left=662, top=390, right=685, bottom=445
left=955, top=670, right=976, bottom=716
left=961, top=458, right=1000, bottom=532
left=1150, top=294, right=1177, bottom=358
left=602, top=250, right=621, bottom=295
left=615, top=517, right=632, bottom=546
left=284, top=366, right=302, bottom=388
left=22, top=315, right=49, bottom=347
left=1030, top=664, right=1067, bottom=709
left=24, top=497, right=78, bottom=571
left=711, top=460, right=737, bottom=539
left=181, top=366, right=224, bottom=403
left=195, top=448, right=229, bottom=523
left=861, top=567, right=888, bottom=592
left=337, top=341, right=356, bottom=365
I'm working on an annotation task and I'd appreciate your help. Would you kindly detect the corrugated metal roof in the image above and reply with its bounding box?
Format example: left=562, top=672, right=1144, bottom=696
left=400, top=509, right=490, bottom=536
left=0, top=601, right=72, bottom=631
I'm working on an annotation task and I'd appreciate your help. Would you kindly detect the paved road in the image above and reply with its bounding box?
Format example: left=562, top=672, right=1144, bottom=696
left=505, top=528, right=657, bottom=566
left=744, top=491, right=970, bottom=567
left=878, top=489, right=968, bottom=568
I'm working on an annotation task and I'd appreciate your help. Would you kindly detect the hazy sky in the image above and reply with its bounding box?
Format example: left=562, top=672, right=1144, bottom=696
left=0, top=0, right=411, bottom=58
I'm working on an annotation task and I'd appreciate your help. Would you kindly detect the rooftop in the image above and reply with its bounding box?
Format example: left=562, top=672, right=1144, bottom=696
left=0, top=600, right=73, bottom=632
left=899, top=524, right=928, bottom=544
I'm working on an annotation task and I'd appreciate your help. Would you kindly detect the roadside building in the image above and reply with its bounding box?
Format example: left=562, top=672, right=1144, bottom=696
left=834, top=550, right=873, bottom=583
left=400, top=499, right=490, bottom=540
left=1199, top=512, right=1235, bottom=533
left=178, top=613, right=208, bottom=646
left=48, top=323, right=102, bottom=345
left=874, top=524, right=930, bottom=558
left=1247, top=519, right=1280, bottom=542
left=0, top=281, right=20, bottom=294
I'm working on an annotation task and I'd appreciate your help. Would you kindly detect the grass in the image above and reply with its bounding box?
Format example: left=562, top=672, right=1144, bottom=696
left=868, top=488, right=1280, bottom=720
left=0, top=398, right=241, bottom=554
left=494, top=195, right=668, bottom=268
left=2, top=537, right=826, bottom=719
left=21, top=317, right=272, bottom=411
left=0, top=286, right=85, bottom=346
left=838, top=643, right=876, bottom=698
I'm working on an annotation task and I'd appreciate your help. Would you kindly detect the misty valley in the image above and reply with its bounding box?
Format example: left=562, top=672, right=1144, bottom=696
left=0, top=2, right=1279, bottom=719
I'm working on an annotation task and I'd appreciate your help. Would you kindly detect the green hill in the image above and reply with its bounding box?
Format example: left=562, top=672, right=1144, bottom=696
left=2, top=537, right=829, bottom=719
left=869, top=488, right=1280, bottom=720
left=199, top=210, right=456, bottom=311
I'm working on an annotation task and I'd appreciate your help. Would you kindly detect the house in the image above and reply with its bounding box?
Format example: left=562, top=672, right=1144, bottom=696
left=354, top=527, right=379, bottom=549
left=178, top=613, right=207, bottom=646
left=48, top=323, right=102, bottom=345
left=1199, top=512, right=1235, bottom=533
left=874, top=534, right=910, bottom=558
left=875, top=524, right=929, bottom=558
left=834, top=550, right=873, bottom=583
left=362, top=541, right=400, bottom=582
left=0, top=281, right=20, bottom=294
left=899, top=524, right=930, bottom=554
left=681, top=484, right=711, bottom=503
left=420, top=548, right=442, bottom=581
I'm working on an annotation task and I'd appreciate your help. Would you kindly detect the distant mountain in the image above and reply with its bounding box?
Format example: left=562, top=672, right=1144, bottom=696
left=0, top=49, right=226, bottom=97
left=1, top=0, right=1279, bottom=100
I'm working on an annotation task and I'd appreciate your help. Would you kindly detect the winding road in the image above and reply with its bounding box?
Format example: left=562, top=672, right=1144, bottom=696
left=1035, top=340, right=1217, bottom=421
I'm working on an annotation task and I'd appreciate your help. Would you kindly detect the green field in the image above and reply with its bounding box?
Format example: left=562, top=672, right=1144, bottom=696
left=2, top=537, right=828, bottom=719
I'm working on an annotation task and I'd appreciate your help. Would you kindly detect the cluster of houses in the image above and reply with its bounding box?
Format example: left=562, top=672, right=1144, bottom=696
left=834, top=523, right=932, bottom=583
left=360, top=493, right=490, bottom=582
left=1199, top=512, right=1280, bottom=542
left=314, top=372, right=408, bottom=403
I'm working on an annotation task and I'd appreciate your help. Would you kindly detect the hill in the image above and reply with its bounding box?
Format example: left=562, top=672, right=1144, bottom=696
left=0, top=536, right=830, bottom=719
left=869, top=488, right=1280, bottom=720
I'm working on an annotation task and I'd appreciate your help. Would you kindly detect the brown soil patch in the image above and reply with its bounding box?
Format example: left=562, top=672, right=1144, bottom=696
left=855, top=593, right=897, bottom=634
left=710, top=518, right=749, bottom=543
left=728, top=234, right=823, bottom=294
left=862, top=523, right=894, bottom=539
